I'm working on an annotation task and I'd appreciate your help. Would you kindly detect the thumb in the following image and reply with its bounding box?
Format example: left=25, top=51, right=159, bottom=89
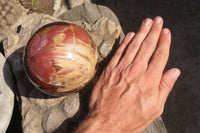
left=159, top=68, right=181, bottom=105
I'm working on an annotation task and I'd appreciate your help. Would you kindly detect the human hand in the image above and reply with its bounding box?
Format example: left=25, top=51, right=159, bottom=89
left=75, top=16, right=181, bottom=133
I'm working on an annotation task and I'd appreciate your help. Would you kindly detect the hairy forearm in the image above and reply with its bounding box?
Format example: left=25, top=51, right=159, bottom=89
left=74, top=112, right=120, bottom=133
left=74, top=112, right=141, bottom=133
left=74, top=114, right=104, bottom=133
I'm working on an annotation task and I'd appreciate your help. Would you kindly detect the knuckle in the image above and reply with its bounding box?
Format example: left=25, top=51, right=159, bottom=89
left=138, top=29, right=148, bottom=37
left=140, top=24, right=151, bottom=32
left=104, top=67, right=122, bottom=85
left=131, top=61, right=142, bottom=70
left=155, top=50, right=166, bottom=59
left=103, top=67, right=111, bottom=78
left=114, top=47, right=124, bottom=57
left=160, top=78, right=172, bottom=90
left=145, top=74, right=157, bottom=86
left=152, top=24, right=162, bottom=31
left=143, top=38, right=153, bottom=45
left=101, top=67, right=112, bottom=82
left=127, top=63, right=140, bottom=79
left=101, top=84, right=109, bottom=94
left=143, top=40, right=157, bottom=52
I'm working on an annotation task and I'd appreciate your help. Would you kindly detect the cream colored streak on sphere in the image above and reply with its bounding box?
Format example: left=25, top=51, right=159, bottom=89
left=48, top=31, right=97, bottom=92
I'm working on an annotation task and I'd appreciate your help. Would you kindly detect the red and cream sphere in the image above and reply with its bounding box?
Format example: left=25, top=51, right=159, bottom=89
left=24, top=22, right=98, bottom=96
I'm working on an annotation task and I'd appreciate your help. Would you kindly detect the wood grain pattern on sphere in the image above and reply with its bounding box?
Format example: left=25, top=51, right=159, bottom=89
left=24, top=22, right=98, bottom=96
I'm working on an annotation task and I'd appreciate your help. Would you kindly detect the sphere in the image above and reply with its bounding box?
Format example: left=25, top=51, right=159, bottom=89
left=24, top=22, right=98, bottom=96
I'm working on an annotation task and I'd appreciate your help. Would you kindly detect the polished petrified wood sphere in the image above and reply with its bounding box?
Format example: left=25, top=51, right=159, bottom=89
left=24, top=22, right=98, bottom=96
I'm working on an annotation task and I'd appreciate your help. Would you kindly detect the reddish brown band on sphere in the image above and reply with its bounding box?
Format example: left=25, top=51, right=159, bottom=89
left=24, top=22, right=98, bottom=96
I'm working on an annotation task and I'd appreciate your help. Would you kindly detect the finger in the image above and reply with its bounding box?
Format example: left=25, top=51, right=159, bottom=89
left=158, top=68, right=181, bottom=107
left=108, top=32, right=135, bottom=69
left=147, top=28, right=171, bottom=75
left=118, top=18, right=153, bottom=67
left=133, top=16, right=163, bottom=67
left=89, top=32, right=135, bottom=108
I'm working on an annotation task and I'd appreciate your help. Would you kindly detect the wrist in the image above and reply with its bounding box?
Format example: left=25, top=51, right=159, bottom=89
left=74, top=112, right=142, bottom=133
left=74, top=111, right=130, bottom=133
left=74, top=112, right=104, bottom=133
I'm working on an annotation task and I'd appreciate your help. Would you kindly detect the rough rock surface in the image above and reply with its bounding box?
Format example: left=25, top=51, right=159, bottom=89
left=0, top=53, right=15, bottom=133
left=59, top=3, right=121, bottom=27
left=2, top=2, right=167, bottom=133
left=3, top=12, right=121, bottom=133
left=53, top=0, right=92, bottom=17
left=68, top=0, right=91, bottom=9
left=0, top=0, right=26, bottom=41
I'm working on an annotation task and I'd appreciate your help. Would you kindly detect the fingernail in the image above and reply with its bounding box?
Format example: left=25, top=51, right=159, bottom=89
left=171, top=69, right=181, bottom=79
left=162, top=28, right=169, bottom=35
left=127, top=32, right=135, bottom=38
left=143, top=18, right=152, bottom=26
left=154, top=16, right=162, bottom=24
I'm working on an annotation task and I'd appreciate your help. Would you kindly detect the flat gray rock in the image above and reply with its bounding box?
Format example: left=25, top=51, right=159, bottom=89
left=0, top=53, right=14, bottom=133
left=59, top=3, right=121, bottom=26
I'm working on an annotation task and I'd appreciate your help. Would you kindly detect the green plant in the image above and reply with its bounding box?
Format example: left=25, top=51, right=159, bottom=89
left=17, top=0, right=42, bottom=11
left=29, top=0, right=42, bottom=11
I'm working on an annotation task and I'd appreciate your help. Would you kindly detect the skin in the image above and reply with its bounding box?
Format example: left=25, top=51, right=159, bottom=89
left=75, top=16, right=181, bottom=133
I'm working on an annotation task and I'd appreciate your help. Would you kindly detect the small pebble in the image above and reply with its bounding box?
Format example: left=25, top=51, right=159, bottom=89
left=0, top=19, right=7, bottom=27
left=1, top=0, right=6, bottom=5
left=1, top=11, right=6, bottom=17
left=6, top=14, right=15, bottom=24
left=4, top=6, right=10, bottom=12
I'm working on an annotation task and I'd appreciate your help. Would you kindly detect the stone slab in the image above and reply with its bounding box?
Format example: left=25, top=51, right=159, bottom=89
left=0, top=53, right=14, bottom=133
